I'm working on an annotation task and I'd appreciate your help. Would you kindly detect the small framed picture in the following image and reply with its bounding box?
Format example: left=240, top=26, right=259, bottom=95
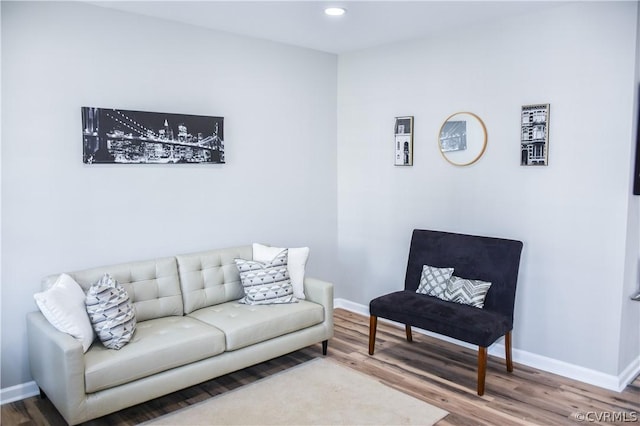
left=521, top=104, right=550, bottom=166
left=395, top=116, right=413, bottom=166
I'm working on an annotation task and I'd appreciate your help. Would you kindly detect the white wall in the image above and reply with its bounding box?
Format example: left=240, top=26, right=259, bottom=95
left=619, top=1, right=640, bottom=376
left=3, top=0, right=639, bottom=398
left=337, top=1, right=639, bottom=378
left=1, top=1, right=337, bottom=389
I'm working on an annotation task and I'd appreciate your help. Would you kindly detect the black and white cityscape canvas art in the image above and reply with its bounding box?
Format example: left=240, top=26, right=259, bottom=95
left=82, top=107, right=224, bottom=164
left=521, top=104, right=549, bottom=166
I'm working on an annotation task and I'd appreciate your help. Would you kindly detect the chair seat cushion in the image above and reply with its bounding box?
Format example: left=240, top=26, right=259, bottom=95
left=370, top=290, right=511, bottom=347
left=188, top=300, right=324, bottom=351
left=84, top=316, right=226, bottom=393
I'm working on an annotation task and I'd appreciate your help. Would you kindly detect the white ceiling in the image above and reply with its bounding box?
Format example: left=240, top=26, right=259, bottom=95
left=91, top=1, right=566, bottom=54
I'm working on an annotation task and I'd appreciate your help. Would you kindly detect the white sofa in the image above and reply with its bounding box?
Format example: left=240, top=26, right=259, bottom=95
left=26, top=245, right=334, bottom=425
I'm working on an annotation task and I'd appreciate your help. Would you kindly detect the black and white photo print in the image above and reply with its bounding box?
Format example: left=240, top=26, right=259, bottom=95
left=82, top=107, right=225, bottom=164
left=395, top=116, right=414, bottom=166
left=521, top=104, right=549, bottom=166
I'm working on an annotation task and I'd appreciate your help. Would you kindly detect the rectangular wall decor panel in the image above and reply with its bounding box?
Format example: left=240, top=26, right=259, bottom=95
left=520, top=104, right=549, bottom=166
left=81, top=107, right=225, bottom=164
left=394, top=116, right=414, bottom=166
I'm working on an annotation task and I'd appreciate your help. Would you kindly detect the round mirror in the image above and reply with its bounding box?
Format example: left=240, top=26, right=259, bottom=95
left=438, top=112, right=487, bottom=166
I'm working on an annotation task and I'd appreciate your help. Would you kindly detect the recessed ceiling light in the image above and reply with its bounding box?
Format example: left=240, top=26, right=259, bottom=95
left=324, top=7, right=346, bottom=16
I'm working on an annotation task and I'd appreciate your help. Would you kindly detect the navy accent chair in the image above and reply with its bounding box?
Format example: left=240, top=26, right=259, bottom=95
left=368, top=229, right=523, bottom=395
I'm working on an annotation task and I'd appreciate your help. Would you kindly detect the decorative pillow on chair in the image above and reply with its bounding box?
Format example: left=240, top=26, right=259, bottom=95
left=253, top=243, right=309, bottom=300
left=235, top=249, right=297, bottom=305
left=444, top=275, right=492, bottom=308
left=33, top=273, right=95, bottom=352
left=416, top=265, right=454, bottom=299
left=85, top=273, right=136, bottom=350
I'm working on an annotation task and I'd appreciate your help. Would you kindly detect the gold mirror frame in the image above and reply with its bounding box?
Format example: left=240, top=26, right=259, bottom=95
left=438, top=112, right=487, bottom=166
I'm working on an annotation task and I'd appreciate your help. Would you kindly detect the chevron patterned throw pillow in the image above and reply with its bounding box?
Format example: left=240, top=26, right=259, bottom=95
left=235, top=249, right=297, bottom=305
left=444, top=275, right=492, bottom=308
left=85, top=273, right=136, bottom=350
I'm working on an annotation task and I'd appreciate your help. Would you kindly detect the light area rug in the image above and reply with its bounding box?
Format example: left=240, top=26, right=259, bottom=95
left=146, top=358, right=448, bottom=425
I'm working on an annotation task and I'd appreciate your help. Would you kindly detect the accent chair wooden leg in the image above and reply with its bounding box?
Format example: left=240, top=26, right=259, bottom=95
left=477, top=346, right=487, bottom=396
left=368, top=316, right=378, bottom=355
left=405, top=324, right=413, bottom=342
left=322, top=340, right=328, bottom=356
left=505, top=331, right=514, bottom=373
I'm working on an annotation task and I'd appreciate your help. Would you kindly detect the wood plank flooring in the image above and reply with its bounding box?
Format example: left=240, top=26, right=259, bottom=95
left=3, top=308, right=639, bottom=425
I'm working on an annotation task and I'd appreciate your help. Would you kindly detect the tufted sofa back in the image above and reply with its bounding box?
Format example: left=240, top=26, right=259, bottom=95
left=176, top=245, right=252, bottom=314
left=42, top=257, right=183, bottom=322
left=41, top=246, right=256, bottom=321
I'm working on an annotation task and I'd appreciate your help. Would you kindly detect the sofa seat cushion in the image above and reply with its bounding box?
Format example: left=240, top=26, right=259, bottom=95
left=84, top=316, right=225, bottom=393
left=188, top=300, right=324, bottom=351
left=369, top=290, right=511, bottom=347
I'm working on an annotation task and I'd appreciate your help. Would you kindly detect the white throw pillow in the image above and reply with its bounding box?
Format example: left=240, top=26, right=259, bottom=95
left=253, top=243, right=309, bottom=300
left=33, top=273, right=95, bottom=352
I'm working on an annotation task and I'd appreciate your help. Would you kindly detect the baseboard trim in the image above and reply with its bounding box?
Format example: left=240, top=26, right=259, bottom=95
left=334, top=298, right=639, bottom=392
left=0, top=381, right=39, bottom=405
left=2, top=299, right=636, bottom=403
left=618, top=355, right=640, bottom=391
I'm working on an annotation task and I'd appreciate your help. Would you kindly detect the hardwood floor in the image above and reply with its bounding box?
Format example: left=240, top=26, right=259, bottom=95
left=3, top=308, right=639, bottom=425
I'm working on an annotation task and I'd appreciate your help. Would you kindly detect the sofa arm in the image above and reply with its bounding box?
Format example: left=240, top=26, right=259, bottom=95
left=303, top=277, right=334, bottom=337
left=26, top=311, right=87, bottom=424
